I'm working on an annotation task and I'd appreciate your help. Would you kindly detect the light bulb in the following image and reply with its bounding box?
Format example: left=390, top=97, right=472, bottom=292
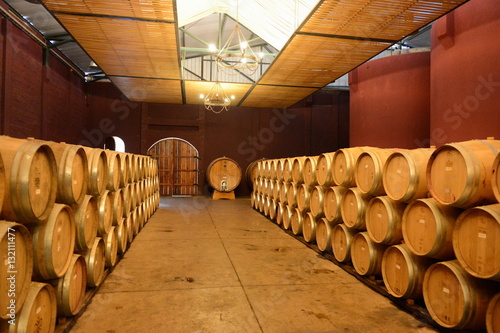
left=200, top=94, right=205, bottom=99
left=240, top=41, right=248, bottom=49
left=241, top=57, right=248, bottom=64
left=231, top=95, right=235, bottom=100
left=208, top=44, right=217, bottom=52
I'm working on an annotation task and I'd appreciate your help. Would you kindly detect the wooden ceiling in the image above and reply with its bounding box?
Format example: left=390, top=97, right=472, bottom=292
left=41, top=0, right=468, bottom=108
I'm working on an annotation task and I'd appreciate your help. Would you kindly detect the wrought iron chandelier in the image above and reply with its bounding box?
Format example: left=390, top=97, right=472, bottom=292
left=200, top=80, right=233, bottom=114
left=215, top=1, right=262, bottom=75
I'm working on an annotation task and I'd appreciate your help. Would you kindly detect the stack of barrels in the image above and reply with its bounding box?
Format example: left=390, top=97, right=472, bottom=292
left=251, top=139, right=500, bottom=332
left=0, top=136, right=160, bottom=333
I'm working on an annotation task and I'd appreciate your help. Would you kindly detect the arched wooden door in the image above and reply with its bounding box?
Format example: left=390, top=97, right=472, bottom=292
left=147, top=138, right=199, bottom=196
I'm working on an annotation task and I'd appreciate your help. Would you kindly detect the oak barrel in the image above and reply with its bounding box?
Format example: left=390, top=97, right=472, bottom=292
left=487, top=292, right=500, bottom=333
left=355, top=148, right=394, bottom=196
left=30, top=204, right=75, bottom=281
left=0, top=282, right=57, bottom=333
left=112, top=189, right=124, bottom=226
left=104, top=149, right=121, bottom=192
left=206, top=157, right=242, bottom=192
left=0, top=221, right=33, bottom=320
left=309, top=185, right=325, bottom=218
left=83, top=237, right=106, bottom=288
left=381, top=243, right=434, bottom=299
left=49, top=142, right=88, bottom=205
left=116, top=222, right=128, bottom=254
left=427, top=139, right=500, bottom=208
left=323, top=186, right=347, bottom=224
left=365, top=196, right=406, bottom=245
left=302, top=212, right=316, bottom=243
left=423, top=260, right=498, bottom=330
left=351, top=232, right=387, bottom=276
left=453, top=203, right=500, bottom=281
left=282, top=205, right=294, bottom=230
left=402, top=198, right=461, bottom=260
left=290, top=207, right=304, bottom=236
left=383, top=148, right=434, bottom=203
left=332, top=147, right=369, bottom=187
left=282, top=158, right=294, bottom=182
left=315, top=218, right=332, bottom=253
left=276, top=202, right=285, bottom=226
left=51, top=254, right=87, bottom=317
left=117, top=152, right=130, bottom=188
left=104, top=226, right=118, bottom=268
left=97, top=190, right=113, bottom=236
left=291, top=156, right=307, bottom=184
left=0, top=136, right=57, bottom=223
left=340, top=187, right=371, bottom=230
left=82, top=147, right=109, bottom=197
left=331, top=223, right=357, bottom=263
left=493, top=153, right=500, bottom=203
left=74, top=195, right=99, bottom=252
left=279, top=181, right=288, bottom=204
left=245, top=159, right=263, bottom=189
left=316, top=152, right=335, bottom=187
left=269, top=199, right=278, bottom=221
left=286, top=182, right=298, bottom=208
left=303, top=156, right=319, bottom=186
left=296, top=184, right=311, bottom=212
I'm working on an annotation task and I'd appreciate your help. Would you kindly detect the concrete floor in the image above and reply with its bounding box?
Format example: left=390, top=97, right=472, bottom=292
left=70, top=196, right=438, bottom=333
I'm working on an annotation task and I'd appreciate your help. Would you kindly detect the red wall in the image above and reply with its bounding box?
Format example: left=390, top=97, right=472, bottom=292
left=0, top=15, right=88, bottom=143
left=430, top=0, right=500, bottom=146
left=349, top=51, right=431, bottom=149
left=86, top=83, right=350, bottom=196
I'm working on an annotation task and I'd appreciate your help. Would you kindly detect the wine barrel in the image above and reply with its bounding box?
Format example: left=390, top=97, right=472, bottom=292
left=83, top=237, right=106, bottom=288
left=332, top=147, right=370, bottom=187
left=351, top=232, right=387, bottom=276
left=122, top=184, right=131, bottom=216
left=487, top=293, right=500, bottom=333
left=82, top=147, right=109, bottom=197
left=112, top=189, right=124, bottom=226
left=263, top=196, right=271, bottom=217
left=365, top=196, right=406, bottom=245
left=290, top=207, right=304, bottom=236
left=286, top=182, right=298, bottom=208
left=331, top=223, right=357, bottom=263
left=74, top=195, right=99, bottom=252
left=51, top=254, right=87, bottom=317
left=427, top=139, right=500, bottom=209
left=282, top=158, right=294, bottom=183
left=206, top=157, right=242, bottom=192
left=402, top=198, right=461, bottom=260
left=269, top=199, right=278, bottom=221
left=279, top=181, right=288, bottom=204
left=104, top=149, right=121, bottom=192
left=250, top=191, right=257, bottom=209
left=271, top=180, right=281, bottom=200
left=423, top=260, right=498, bottom=330
left=116, top=221, right=128, bottom=254
left=117, top=152, right=130, bottom=187
left=453, top=203, right=500, bottom=281
left=323, top=186, right=347, bottom=224
left=296, top=184, right=311, bottom=212
left=291, top=156, right=307, bottom=184
left=316, top=218, right=332, bottom=252
left=276, top=202, right=285, bottom=226
left=303, top=156, right=319, bottom=187
left=340, top=187, right=371, bottom=230
left=355, top=148, right=394, bottom=196
left=282, top=205, right=294, bottom=230
left=383, top=148, right=434, bottom=203
left=104, top=226, right=118, bottom=268
left=309, top=185, right=325, bottom=218
left=0, top=222, right=33, bottom=320
left=269, top=159, right=278, bottom=180
left=49, top=142, right=88, bottom=206
left=30, top=204, right=75, bottom=281
left=0, top=136, right=57, bottom=223
left=316, top=152, right=336, bottom=187
left=382, top=243, right=434, bottom=299
left=0, top=282, right=57, bottom=333
left=276, top=159, right=285, bottom=181
left=493, top=153, right=500, bottom=203
left=302, top=212, right=317, bottom=243
left=97, top=190, right=113, bottom=236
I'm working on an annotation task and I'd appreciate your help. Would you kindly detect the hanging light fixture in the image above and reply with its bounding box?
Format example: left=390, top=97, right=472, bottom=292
left=215, top=0, right=262, bottom=75
left=200, top=76, right=235, bottom=114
